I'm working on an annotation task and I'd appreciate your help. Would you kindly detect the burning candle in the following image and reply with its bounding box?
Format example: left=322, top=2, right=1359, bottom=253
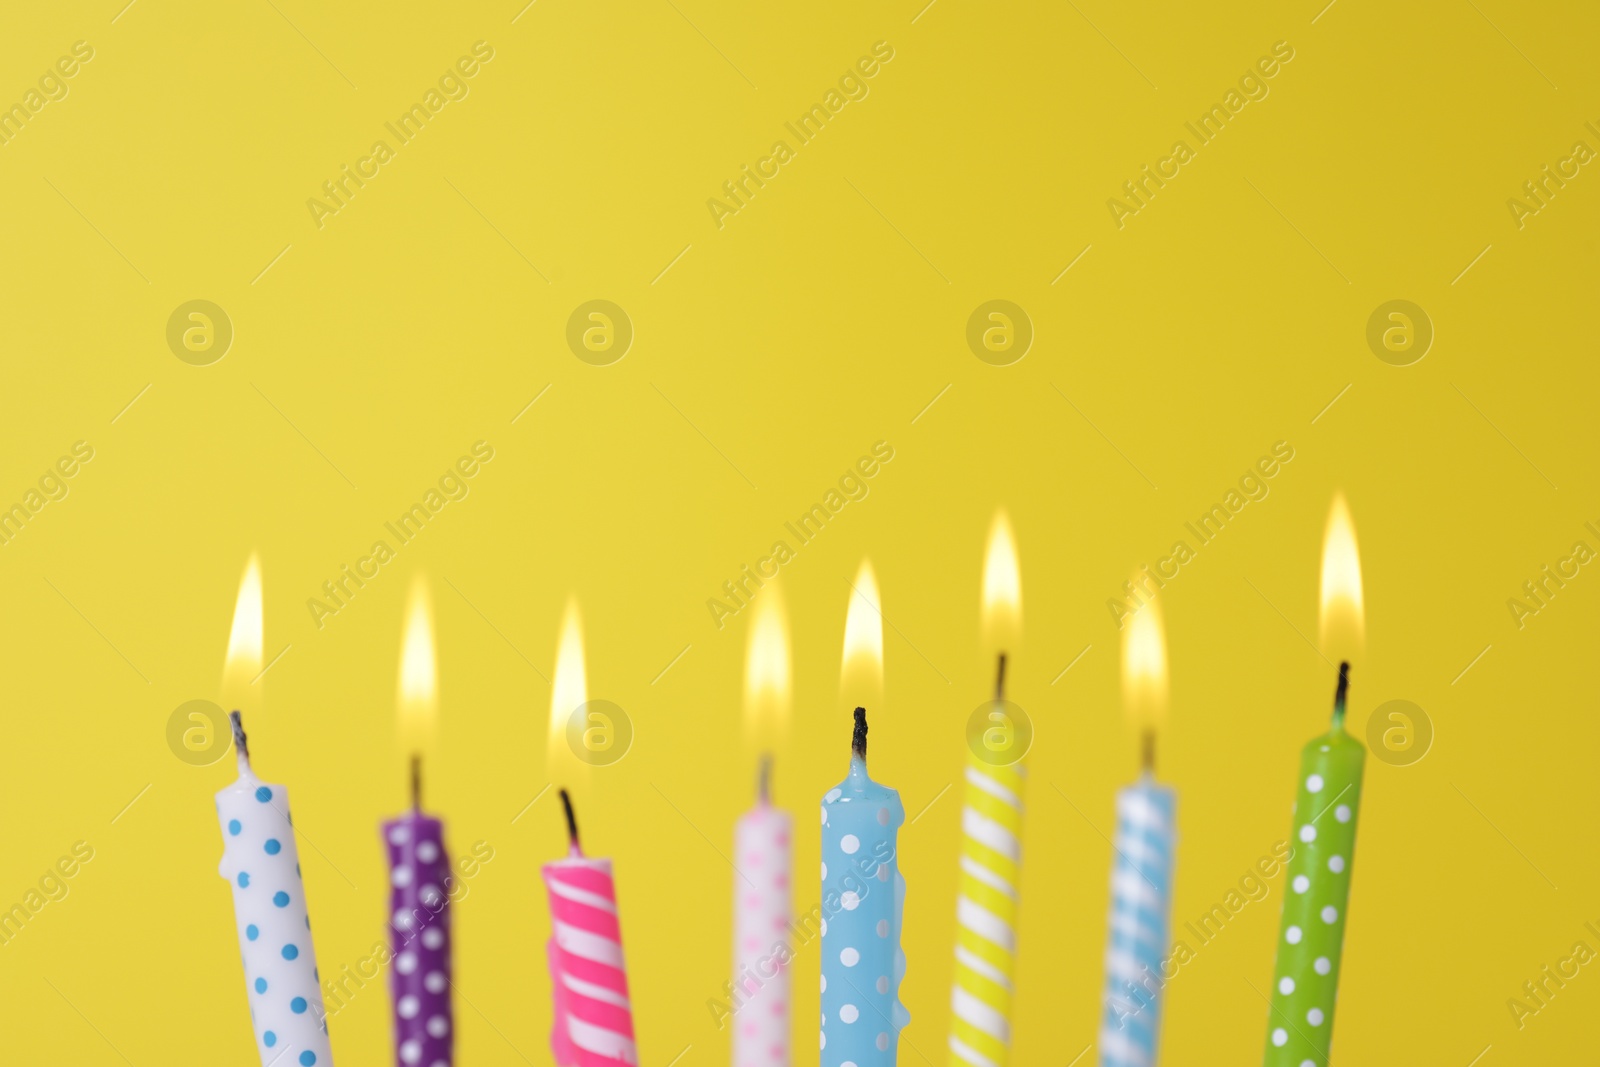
left=214, top=556, right=335, bottom=1067
left=1099, top=587, right=1176, bottom=1067
left=543, top=791, right=637, bottom=1067
left=732, top=589, right=793, bottom=1066
left=949, top=512, right=1026, bottom=1067
left=542, top=602, right=638, bottom=1067
left=381, top=577, right=454, bottom=1067
left=1262, top=494, right=1367, bottom=1066
left=820, top=562, right=909, bottom=1067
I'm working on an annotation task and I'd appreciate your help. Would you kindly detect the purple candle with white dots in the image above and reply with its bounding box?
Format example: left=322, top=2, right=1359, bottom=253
left=217, top=712, right=335, bottom=1067
left=383, top=575, right=454, bottom=1067
left=383, top=759, right=453, bottom=1067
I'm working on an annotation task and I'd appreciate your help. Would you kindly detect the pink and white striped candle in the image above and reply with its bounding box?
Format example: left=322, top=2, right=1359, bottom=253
left=542, top=790, right=638, bottom=1067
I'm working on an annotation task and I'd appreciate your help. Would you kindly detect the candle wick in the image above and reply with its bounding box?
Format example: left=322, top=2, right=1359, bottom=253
left=1141, top=728, right=1155, bottom=774
left=994, top=652, right=1007, bottom=701
left=1332, top=661, right=1350, bottom=726
left=229, top=710, right=251, bottom=770
left=559, top=788, right=581, bottom=852
left=851, top=707, right=868, bottom=760
left=758, top=753, right=772, bottom=804
left=411, top=753, right=422, bottom=811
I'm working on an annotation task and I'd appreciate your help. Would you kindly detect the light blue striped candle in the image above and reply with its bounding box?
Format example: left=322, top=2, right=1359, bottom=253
left=1098, top=777, right=1176, bottom=1067
left=821, top=708, right=909, bottom=1066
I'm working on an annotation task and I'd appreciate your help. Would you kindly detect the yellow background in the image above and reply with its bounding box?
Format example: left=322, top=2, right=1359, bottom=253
left=1, top=1, right=1596, bottom=1064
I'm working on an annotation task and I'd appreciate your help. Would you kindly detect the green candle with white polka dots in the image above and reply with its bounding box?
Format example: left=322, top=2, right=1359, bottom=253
left=1262, top=662, right=1364, bottom=1066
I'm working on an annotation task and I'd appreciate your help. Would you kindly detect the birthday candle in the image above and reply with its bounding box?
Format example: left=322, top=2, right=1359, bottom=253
left=541, top=601, right=637, bottom=1067
left=822, top=563, right=908, bottom=1066
left=383, top=577, right=454, bottom=1067
left=950, top=513, right=1026, bottom=1067
left=213, top=556, right=333, bottom=1067
left=1262, top=667, right=1363, bottom=1066
left=821, top=708, right=909, bottom=1067
left=733, top=762, right=792, bottom=1066
left=1099, top=778, right=1175, bottom=1067
left=382, top=763, right=453, bottom=1067
left=733, top=590, right=793, bottom=1067
left=217, top=713, right=334, bottom=1067
left=1263, top=495, right=1367, bottom=1066
left=1099, top=585, right=1177, bottom=1067
left=542, top=790, right=638, bottom=1067
left=949, top=747, right=1024, bottom=1067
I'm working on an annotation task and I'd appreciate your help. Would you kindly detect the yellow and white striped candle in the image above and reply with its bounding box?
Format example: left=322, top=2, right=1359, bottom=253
left=949, top=512, right=1026, bottom=1067
left=949, top=756, right=1025, bottom=1067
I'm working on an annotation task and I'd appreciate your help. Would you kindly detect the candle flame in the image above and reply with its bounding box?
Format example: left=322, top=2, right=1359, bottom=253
left=398, top=574, right=437, bottom=752
left=981, top=510, right=1022, bottom=650
left=840, top=559, right=883, bottom=705
left=743, top=584, right=790, bottom=747
left=222, top=554, right=263, bottom=709
left=1121, top=583, right=1167, bottom=733
left=548, top=597, right=588, bottom=783
left=1318, top=493, right=1365, bottom=662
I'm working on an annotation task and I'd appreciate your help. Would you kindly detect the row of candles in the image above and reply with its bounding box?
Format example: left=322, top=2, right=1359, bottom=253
left=214, top=495, right=1369, bottom=1067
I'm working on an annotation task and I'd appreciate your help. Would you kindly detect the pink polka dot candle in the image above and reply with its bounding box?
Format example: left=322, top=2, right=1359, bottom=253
left=732, top=758, right=792, bottom=1066
left=727, top=589, right=793, bottom=1066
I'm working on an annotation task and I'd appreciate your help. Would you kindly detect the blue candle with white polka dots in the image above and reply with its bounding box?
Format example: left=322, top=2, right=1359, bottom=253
left=820, top=707, right=909, bottom=1066
left=217, top=712, right=334, bottom=1067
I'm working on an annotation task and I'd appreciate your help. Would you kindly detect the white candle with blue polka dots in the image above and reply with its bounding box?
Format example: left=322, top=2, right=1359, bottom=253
left=217, top=712, right=334, bottom=1067
left=820, top=708, right=909, bottom=1066
left=1262, top=663, right=1364, bottom=1067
